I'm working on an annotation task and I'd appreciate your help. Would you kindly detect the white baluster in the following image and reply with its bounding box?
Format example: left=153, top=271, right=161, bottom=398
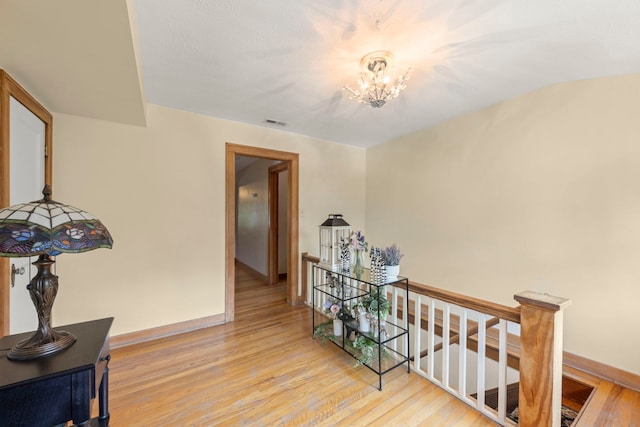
left=413, top=293, right=423, bottom=374
left=459, top=309, right=468, bottom=401
left=476, top=314, right=486, bottom=411
left=391, top=286, right=399, bottom=353
left=497, top=319, right=508, bottom=423
left=427, top=298, right=435, bottom=380
left=442, top=303, right=450, bottom=389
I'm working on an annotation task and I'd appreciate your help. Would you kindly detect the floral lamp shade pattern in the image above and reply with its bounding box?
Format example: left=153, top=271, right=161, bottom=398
left=0, top=186, right=113, bottom=257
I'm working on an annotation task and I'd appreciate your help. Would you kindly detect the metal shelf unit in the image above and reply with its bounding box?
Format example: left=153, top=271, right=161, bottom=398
left=312, top=264, right=410, bottom=390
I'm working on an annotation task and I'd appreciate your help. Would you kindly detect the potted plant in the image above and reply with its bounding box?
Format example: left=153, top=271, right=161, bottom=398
left=359, top=287, right=391, bottom=340
left=314, top=297, right=355, bottom=341
left=361, top=287, right=391, bottom=319
left=322, top=298, right=345, bottom=337
left=382, top=244, right=404, bottom=278
left=353, top=301, right=371, bottom=332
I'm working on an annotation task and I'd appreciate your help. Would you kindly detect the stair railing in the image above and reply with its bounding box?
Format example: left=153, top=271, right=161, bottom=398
left=404, top=282, right=521, bottom=425
left=301, top=253, right=570, bottom=427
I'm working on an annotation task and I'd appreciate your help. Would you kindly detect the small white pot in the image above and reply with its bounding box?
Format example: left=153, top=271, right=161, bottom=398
left=333, top=319, right=343, bottom=336
left=358, top=314, right=370, bottom=333
left=386, top=264, right=400, bottom=278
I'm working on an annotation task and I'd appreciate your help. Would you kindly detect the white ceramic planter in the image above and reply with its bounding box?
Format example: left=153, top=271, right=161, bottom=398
left=358, top=314, right=370, bottom=332
left=386, top=264, right=400, bottom=278
left=333, top=319, right=343, bottom=336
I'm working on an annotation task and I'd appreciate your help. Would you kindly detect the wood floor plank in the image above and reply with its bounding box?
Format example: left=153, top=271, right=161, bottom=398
left=579, top=382, right=640, bottom=427
left=105, top=266, right=499, bottom=426
left=563, top=365, right=640, bottom=426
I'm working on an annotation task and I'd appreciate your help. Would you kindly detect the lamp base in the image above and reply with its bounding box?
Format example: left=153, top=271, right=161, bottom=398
left=8, top=329, right=77, bottom=361
left=7, top=254, right=77, bottom=361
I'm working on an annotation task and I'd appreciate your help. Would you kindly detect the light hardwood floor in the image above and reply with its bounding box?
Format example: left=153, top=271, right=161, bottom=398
left=107, top=266, right=498, bottom=426
left=566, top=365, right=640, bottom=427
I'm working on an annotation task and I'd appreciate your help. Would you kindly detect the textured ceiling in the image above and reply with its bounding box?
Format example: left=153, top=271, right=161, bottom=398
left=135, top=0, right=640, bottom=147
left=2, top=1, right=640, bottom=148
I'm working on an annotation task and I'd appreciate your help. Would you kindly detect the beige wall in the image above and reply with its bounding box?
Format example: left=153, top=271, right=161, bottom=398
left=236, top=158, right=275, bottom=276
left=52, top=104, right=365, bottom=336
left=366, top=73, right=640, bottom=375
left=47, top=74, right=639, bottom=373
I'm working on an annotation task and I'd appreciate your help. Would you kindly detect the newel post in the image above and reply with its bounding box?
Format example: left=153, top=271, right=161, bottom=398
left=514, top=291, right=571, bottom=427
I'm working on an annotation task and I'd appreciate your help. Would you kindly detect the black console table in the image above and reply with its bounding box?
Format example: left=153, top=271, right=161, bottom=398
left=0, top=317, right=113, bottom=427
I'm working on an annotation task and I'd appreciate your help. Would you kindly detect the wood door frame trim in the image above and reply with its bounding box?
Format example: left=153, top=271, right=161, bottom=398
left=268, top=161, right=289, bottom=285
left=0, top=70, right=53, bottom=336
left=225, top=143, right=299, bottom=322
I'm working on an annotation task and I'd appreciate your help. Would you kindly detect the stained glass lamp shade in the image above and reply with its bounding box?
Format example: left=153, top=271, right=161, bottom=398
left=0, top=185, right=113, bottom=360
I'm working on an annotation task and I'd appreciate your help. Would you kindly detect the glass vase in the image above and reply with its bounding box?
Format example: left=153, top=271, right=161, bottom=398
left=353, top=249, right=365, bottom=274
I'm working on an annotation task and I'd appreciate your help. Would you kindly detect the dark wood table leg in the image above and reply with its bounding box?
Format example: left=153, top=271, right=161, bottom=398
left=99, top=356, right=110, bottom=423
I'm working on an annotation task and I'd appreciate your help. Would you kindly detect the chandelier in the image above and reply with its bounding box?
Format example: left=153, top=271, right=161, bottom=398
left=344, top=50, right=411, bottom=108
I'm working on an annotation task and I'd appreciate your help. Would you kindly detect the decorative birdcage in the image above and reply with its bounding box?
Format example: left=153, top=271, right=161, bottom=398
left=319, top=214, right=351, bottom=271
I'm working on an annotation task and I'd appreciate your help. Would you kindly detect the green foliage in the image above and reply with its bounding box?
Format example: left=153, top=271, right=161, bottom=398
left=312, top=321, right=335, bottom=344
left=349, top=335, right=377, bottom=366
left=315, top=320, right=388, bottom=368
left=345, top=335, right=390, bottom=367
left=360, top=287, right=391, bottom=318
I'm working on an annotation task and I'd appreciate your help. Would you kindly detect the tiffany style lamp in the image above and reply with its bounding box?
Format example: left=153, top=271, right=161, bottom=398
left=0, top=185, right=113, bottom=360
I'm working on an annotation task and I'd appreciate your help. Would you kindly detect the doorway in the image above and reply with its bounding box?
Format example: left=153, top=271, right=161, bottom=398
left=8, top=96, right=46, bottom=334
left=234, top=156, right=287, bottom=284
left=0, top=70, right=53, bottom=336
left=225, top=143, right=299, bottom=322
left=268, top=161, right=289, bottom=285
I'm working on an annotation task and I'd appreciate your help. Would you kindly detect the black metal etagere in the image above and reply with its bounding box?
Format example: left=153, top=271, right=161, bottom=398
left=312, top=264, right=410, bottom=390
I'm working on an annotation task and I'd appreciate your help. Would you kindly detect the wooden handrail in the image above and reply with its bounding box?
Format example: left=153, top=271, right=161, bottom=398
left=301, top=252, right=522, bottom=369
left=408, top=281, right=521, bottom=323
left=302, top=253, right=319, bottom=264
left=301, top=253, right=520, bottom=323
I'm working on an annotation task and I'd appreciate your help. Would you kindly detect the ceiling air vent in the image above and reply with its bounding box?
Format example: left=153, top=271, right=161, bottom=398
left=264, top=118, right=287, bottom=126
